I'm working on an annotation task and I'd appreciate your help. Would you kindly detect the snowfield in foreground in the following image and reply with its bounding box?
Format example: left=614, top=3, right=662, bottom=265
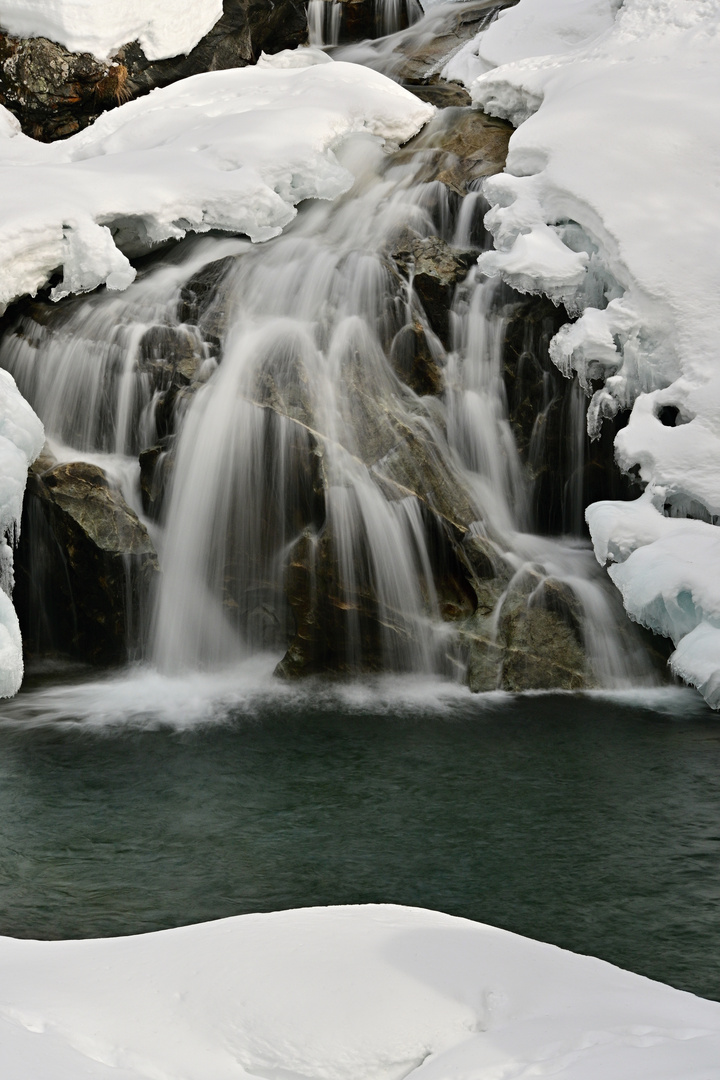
left=0, top=49, right=433, bottom=315
left=0, top=905, right=718, bottom=1079
left=0, top=0, right=223, bottom=61
left=453, top=0, right=720, bottom=706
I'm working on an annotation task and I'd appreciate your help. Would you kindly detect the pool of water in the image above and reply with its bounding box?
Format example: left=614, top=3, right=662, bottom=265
left=0, top=668, right=718, bottom=1000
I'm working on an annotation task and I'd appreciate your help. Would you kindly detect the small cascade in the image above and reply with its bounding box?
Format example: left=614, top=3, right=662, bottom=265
left=308, top=0, right=422, bottom=48
left=0, top=8, right=663, bottom=692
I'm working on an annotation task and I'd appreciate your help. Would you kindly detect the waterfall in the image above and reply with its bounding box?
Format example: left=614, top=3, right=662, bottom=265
left=0, top=10, right=662, bottom=693
left=308, top=0, right=423, bottom=48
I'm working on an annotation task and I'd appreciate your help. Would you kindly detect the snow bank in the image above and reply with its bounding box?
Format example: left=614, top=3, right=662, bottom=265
left=442, top=0, right=619, bottom=89
left=0, top=369, right=43, bottom=698
left=0, top=52, right=433, bottom=315
left=456, top=0, right=720, bottom=704
left=0, top=0, right=223, bottom=61
left=0, top=904, right=718, bottom=1079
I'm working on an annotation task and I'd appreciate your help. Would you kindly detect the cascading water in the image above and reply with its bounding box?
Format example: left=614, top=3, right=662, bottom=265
left=308, top=0, right=423, bottom=48
left=0, top=4, right=662, bottom=694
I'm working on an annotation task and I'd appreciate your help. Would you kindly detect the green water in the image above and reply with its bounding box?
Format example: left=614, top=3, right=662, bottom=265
left=0, top=675, right=718, bottom=1000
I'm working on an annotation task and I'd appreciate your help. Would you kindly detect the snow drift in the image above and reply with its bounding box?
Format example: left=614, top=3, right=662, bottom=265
left=0, top=50, right=434, bottom=316
left=0, top=904, right=718, bottom=1079
left=0, top=369, right=42, bottom=698
left=0, top=0, right=224, bottom=62
left=456, top=0, right=720, bottom=705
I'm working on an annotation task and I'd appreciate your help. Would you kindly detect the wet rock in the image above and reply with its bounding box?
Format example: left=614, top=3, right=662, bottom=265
left=138, top=324, right=206, bottom=386
left=176, top=255, right=238, bottom=341
left=392, top=236, right=475, bottom=346
left=139, top=439, right=175, bottom=522
left=389, top=321, right=444, bottom=397
left=394, top=107, right=512, bottom=197
left=429, top=109, right=513, bottom=193
left=14, top=453, right=158, bottom=664
left=275, top=524, right=418, bottom=678
left=496, top=571, right=589, bottom=692
left=401, top=81, right=472, bottom=109
left=459, top=560, right=590, bottom=693
left=393, top=0, right=517, bottom=83
left=0, top=0, right=309, bottom=141
left=501, top=291, right=638, bottom=534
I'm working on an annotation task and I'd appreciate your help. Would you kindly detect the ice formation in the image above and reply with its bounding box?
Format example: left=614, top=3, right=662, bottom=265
left=0, top=904, right=717, bottom=1079
left=0, top=369, right=43, bottom=698
left=0, top=0, right=223, bottom=61
left=0, top=52, right=434, bottom=315
left=452, top=0, right=720, bottom=704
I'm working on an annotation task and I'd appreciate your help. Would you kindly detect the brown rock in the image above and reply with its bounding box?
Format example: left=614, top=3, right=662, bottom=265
left=14, top=454, right=158, bottom=663
left=0, top=0, right=309, bottom=141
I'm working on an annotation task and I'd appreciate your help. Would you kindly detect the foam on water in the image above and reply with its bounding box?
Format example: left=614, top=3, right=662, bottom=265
left=0, top=663, right=704, bottom=731
left=0, top=664, right=508, bottom=729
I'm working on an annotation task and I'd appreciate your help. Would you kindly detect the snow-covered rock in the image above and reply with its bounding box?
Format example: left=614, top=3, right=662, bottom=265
left=456, top=0, right=720, bottom=704
left=0, top=52, right=433, bottom=314
left=0, top=904, right=718, bottom=1079
left=0, top=0, right=223, bottom=62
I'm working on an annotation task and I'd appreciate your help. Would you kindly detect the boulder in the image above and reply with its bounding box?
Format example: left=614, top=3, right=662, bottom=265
left=393, top=106, right=513, bottom=199
left=14, top=452, right=159, bottom=663
left=458, top=552, right=591, bottom=693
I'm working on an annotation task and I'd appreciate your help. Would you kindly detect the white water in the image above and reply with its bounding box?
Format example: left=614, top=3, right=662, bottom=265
left=0, top=5, right=662, bottom=698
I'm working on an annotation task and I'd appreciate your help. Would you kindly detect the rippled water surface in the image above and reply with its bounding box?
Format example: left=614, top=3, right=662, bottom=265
left=0, top=670, right=718, bottom=1000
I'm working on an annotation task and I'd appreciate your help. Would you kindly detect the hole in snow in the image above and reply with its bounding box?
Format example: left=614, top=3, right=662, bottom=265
left=655, top=403, right=692, bottom=427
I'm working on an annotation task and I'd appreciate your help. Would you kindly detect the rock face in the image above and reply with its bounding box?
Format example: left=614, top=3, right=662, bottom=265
left=0, top=0, right=309, bottom=140
left=500, top=293, right=639, bottom=535
left=14, top=453, right=159, bottom=663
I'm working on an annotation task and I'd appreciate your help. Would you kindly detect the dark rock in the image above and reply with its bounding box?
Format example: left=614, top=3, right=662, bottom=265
left=14, top=453, right=158, bottom=664
left=394, top=107, right=512, bottom=197
left=177, top=256, right=238, bottom=336
left=500, top=290, right=639, bottom=535
left=139, top=439, right=175, bottom=521
left=392, top=236, right=475, bottom=346
left=459, top=561, right=590, bottom=693
left=138, top=324, right=206, bottom=385
left=0, top=34, right=128, bottom=140
left=275, top=523, right=418, bottom=678
left=389, top=321, right=444, bottom=396
left=0, top=0, right=309, bottom=141
left=401, top=81, right=472, bottom=109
